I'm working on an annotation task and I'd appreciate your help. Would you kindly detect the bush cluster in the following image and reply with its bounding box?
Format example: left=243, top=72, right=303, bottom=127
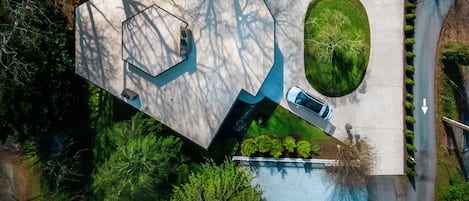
left=240, top=135, right=321, bottom=159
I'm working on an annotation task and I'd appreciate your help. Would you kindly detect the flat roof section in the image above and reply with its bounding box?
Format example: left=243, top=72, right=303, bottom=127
left=122, top=5, right=187, bottom=77
left=75, top=0, right=275, bottom=148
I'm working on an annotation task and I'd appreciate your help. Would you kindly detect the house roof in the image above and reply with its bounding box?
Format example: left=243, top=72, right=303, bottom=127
left=75, top=0, right=275, bottom=148
left=122, top=5, right=188, bottom=77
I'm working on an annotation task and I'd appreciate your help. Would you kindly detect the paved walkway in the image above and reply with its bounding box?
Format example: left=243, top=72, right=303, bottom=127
left=266, top=0, right=404, bottom=175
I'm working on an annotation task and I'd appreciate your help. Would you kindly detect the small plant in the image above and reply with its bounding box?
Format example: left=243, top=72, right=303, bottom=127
left=407, top=156, right=416, bottom=165
left=405, top=38, right=415, bottom=46
left=241, top=138, right=257, bottom=156
left=406, top=3, right=416, bottom=9
left=406, top=168, right=418, bottom=177
left=297, top=141, right=312, bottom=158
left=405, top=129, right=414, bottom=139
left=256, top=135, right=272, bottom=153
left=406, top=65, right=415, bottom=73
left=407, top=144, right=417, bottom=152
left=405, top=101, right=415, bottom=110
left=405, top=115, right=416, bottom=124
left=406, top=51, right=416, bottom=59
left=270, top=139, right=283, bottom=158
left=311, top=144, right=321, bottom=155
left=406, top=13, right=416, bottom=20
left=406, top=78, right=415, bottom=86
left=406, top=93, right=414, bottom=101
left=405, top=25, right=414, bottom=32
left=283, top=136, right=296, bottom=153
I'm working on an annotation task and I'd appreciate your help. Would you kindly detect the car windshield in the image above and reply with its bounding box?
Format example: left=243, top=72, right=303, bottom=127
left=321, top=107, right=330, bottom=118
left=295, top=92, right=322, bottom=113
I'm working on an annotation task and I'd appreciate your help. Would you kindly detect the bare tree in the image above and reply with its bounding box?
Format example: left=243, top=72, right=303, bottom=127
left=305, top=10, right=366, bottom=65
left=326, top=134, right=376, bottom=201
left=0, top=0, right=55, bottom=84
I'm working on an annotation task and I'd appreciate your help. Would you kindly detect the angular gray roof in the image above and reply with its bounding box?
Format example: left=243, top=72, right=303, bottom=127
left=75, top=0, right=275, bottom=148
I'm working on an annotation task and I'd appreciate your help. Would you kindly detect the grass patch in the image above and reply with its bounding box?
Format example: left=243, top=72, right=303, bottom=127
left=435, top=145, right=464, bottom=197
left=246, top=105, right=330, bottom=142
left=304, top=0, right=370, bottom=97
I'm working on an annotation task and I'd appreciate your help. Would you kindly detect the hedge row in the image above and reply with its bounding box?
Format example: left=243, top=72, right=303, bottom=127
left=404, top=0, right=418, bottom=178
left=241, top=135, right=321, bottom=159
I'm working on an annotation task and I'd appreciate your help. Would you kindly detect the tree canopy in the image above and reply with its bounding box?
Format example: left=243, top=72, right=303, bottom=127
left=92, top=114, right=187, bottom=201
left=171, top=160, right=264, bottom=201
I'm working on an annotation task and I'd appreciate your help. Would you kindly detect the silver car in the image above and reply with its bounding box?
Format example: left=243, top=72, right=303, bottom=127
left=286, top=86, right=333, bottom=120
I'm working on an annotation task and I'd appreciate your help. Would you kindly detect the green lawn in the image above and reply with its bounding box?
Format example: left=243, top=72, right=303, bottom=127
left=246, top=105, right=330, bottom=142
left=304, top=0, right=370, bottom=97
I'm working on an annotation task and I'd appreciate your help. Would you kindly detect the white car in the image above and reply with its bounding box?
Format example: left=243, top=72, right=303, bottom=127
left=286, top=86, right=333, bottom=120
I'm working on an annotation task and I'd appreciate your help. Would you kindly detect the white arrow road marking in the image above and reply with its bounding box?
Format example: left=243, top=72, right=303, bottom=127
left=421, top=98, right=428, bottom=114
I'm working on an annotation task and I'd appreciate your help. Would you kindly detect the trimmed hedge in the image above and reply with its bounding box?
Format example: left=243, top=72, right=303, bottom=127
left=407, top=144, right=417, bottom=152
left=297, top=141, right=312, bottom=158
left=406, top=13, right=416, bottom=20
left=405, top=101, right=415, bottom=110
left=405, top=115, right=416, bottom=124
left=406, top=51, right=416, bottom=59
left=405, top=25, right=414, bottom=32
left=406, top=93, right=414, bottom=101
left=256, top=135, right=272, bottom=153
left=406, top=78, right=415, bottom=86
left=405, top=38, right=415, bottom=46
left=407, top=168, right=418, bottom=177
left=406, top=3, right=416, bottom=9
left=406, top=65, right=415, bottom=73
left=270, top=139, right=283, bottom=158
left=311, top=144, right=321, bottom=155
left=283, top=136, right=296, bottom=153
left=241, top=138, right=258, bottom=156
left=405, top=129, right=414, bottom=139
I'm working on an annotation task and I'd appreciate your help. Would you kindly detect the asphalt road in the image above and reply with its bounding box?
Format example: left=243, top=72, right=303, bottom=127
left=406, top=0, right=454, bottom=201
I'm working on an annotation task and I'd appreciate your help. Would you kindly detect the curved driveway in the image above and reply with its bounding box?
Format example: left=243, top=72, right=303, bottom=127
left=407, top=0, right=454, bottom=201
left=268, top=0, right=404, bottom=175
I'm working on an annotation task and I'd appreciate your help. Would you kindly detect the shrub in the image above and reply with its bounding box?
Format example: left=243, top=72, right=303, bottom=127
left=407, top=156, right=416, bottom=165
left=405, top=101, right=415, bottom=110
left=406, top=51, right=416, bottom=59
left=270, top=139, right=283, bottom=158
left=406, top=65, right=415, bottom=73
left=406, top=78, right=415, bottom=86
left=406, top=3, right=416, bottom=9
left=406, top=13, right=416, bottom=20
left=311, top=144, right=321, bottom=155
left=256, top=135, right=272, bottom=153
left=407, top=144, right=417, bottom=152
left=405, top=38, right=415, bottom=46
left=407, top=168, right=418, bottom=177
left=241, top=138, right=257, bottom=156
left=406, top=93, right=414, bottom=101
left=283, top=136, right=296, bottom=153
left=405, top=129, right=414, bottom=139
left=297, top=141, right=312, bottom=158
left=405, top=25, right=414, bottom=32
left=405, top=115, right=416, bottom=124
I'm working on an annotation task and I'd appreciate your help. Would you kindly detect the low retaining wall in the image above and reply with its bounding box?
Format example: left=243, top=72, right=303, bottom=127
left=232, top=156, right=350, bottom=168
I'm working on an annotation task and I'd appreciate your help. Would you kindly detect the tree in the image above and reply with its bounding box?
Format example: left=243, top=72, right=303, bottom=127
left=93, top=134, right=184, bottom=201
left=305, top=10, right=366, bottom=65
left=171, top=160, right=264, bottom=201
left=326, top=138, right=375, bottom=201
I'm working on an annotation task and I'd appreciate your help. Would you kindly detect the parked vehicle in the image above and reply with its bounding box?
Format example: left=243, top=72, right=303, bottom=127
left=286, top=86, right=333, bottom=120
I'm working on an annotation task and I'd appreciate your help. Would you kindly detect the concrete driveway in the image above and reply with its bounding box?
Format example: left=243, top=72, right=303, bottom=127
left=265, top=0, right=404, bottom=175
